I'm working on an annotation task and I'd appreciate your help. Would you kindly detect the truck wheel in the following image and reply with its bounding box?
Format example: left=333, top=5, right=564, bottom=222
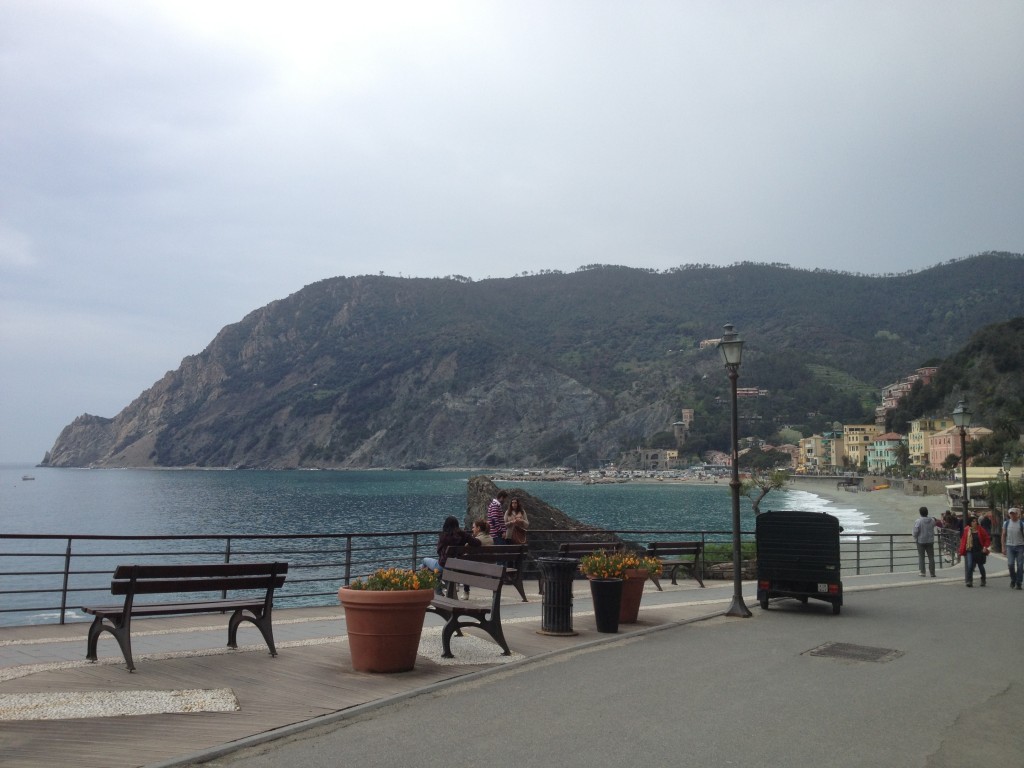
left=759, top=595, right=769, bottom=609
left=832, top=602, right=841, bottom=615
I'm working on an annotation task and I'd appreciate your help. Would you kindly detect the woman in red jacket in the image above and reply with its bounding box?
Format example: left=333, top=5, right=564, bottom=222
left=958, top=516, right=991, bottom=587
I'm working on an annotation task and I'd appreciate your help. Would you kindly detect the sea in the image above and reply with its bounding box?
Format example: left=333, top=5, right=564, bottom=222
left=0, top=465, right=875, bottom=537
left=0, top=465, right=874, bottom=625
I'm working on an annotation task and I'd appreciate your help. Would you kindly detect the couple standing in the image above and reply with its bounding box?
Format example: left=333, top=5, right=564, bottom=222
left=915, top=505, right=993, bottom=586
left=487, top=489, right=530, bottom=546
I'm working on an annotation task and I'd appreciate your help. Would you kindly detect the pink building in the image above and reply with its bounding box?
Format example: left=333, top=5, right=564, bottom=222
left=928, top=426, right=992, bottom=468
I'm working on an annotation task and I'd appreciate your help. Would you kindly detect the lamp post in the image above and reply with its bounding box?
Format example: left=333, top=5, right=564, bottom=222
left=952, top=399, right=971, bottom=529
left=718, top=323, right=752, bottom=618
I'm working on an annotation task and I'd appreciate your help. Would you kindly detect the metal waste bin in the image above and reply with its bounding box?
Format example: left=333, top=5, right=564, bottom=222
left=537, top=557, right=578, bottom=636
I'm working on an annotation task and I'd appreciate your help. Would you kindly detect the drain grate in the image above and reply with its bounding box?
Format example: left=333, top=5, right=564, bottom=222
left=804, top=641, right=903, bottom=663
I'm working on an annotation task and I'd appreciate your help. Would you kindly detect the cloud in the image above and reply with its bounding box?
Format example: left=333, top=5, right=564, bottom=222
left=1, top=0, right=1023, bottom=461
left=0, top=224, right=33, bottom=268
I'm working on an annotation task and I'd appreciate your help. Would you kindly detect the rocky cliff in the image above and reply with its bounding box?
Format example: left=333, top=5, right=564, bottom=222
left=42, top=256, right=1024, bottom=469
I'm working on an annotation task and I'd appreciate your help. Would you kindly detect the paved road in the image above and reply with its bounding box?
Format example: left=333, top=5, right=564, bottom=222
left=193, top=578, right=1023, bottom=768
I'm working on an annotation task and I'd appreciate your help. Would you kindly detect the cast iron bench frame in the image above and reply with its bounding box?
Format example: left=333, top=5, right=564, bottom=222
left=645, top=541, right=705, bottom=589
left=427, top=558, right=511, bottom=659
left=443, top=543, right=529, bottom=602
left=82, top=561, right=288, bottom=672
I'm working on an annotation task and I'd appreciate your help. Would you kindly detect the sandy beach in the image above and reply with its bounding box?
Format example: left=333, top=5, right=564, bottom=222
left=788, top=477, right=946, bottom=534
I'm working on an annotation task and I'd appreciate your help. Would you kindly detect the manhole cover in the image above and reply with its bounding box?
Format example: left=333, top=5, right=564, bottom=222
left=804, top=642, right=903, bottom=663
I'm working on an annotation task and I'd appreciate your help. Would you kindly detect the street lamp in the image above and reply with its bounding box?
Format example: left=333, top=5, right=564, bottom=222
left=952, top=399, right=971, bottom=529
left=718, top=323, right=752, bottom=618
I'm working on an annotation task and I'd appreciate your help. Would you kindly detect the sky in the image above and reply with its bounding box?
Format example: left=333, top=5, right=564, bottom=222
left=2, top=1, right=1023, bottom=464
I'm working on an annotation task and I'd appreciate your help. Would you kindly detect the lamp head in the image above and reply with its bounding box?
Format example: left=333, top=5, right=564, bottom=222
left=718, top=323, right=743, bottom=368
left=1003, top=454, right=1012, bottom=473
left=951, top=399, right=971, bottom=429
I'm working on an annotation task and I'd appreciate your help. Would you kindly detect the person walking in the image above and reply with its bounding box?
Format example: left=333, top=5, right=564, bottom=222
left=958, top=516, right=991, bottom=587
left=1003, top=506, right=1024, bottom=590
left=912, top=506, right=939, bottom=577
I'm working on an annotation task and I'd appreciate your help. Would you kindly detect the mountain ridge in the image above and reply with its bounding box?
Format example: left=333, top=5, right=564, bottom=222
left=42, top=253, right=1024, bottom=469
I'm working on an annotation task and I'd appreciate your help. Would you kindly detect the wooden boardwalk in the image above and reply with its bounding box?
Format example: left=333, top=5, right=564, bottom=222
left=0, top=583, right=723, bottom=768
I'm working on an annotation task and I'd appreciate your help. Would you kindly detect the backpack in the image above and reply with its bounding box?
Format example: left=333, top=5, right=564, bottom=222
left=1003, top=519, right=1024, bottom=538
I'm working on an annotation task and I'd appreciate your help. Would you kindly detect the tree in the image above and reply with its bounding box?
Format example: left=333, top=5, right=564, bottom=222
left=740, top=469, right=790, bottom=514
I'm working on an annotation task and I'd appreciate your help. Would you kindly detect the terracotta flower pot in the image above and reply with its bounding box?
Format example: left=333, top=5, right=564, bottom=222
left=619, top=568, right=649, bottom=624
left=338, top=587, right=434, bottom=673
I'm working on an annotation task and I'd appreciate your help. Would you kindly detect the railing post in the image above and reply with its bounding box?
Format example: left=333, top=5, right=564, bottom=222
left=856, top=535, right=862, bottom=575
left=344, top=536, right=353, bottom=586
left=411, top=534, right=420, bottom=570
left=60, top=537, right=73, bottom=625
left=889, top=536, right=895, bottom=572
left=222, top=538, right=232, bottom=598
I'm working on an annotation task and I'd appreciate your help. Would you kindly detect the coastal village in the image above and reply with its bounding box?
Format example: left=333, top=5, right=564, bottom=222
left=501, top=364, right=1011, bottom=493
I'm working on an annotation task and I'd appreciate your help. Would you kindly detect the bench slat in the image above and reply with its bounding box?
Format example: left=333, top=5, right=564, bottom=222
left=112, top=563, right=288, bottom=579
left=112, top=575, right=287, bottom=595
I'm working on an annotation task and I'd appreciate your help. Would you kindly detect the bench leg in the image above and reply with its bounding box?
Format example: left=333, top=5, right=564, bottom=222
left=511, top=574, right=528, bottom=602
left=481, top=616, right=511, bottom=656
left=651, top=575, right=663, bottom=592
left=228, top=608, right=278, bottom=657
left=85, top=615, right=104, bottom=662
left=438, top=613, right=511, bottom=658
left=87, top=614, right=136, bottom=672
left=440, top=619, right=459, bottom=659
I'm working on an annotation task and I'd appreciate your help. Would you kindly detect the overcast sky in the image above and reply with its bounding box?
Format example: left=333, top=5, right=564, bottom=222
left=2, top=1, right=1023, bottom=464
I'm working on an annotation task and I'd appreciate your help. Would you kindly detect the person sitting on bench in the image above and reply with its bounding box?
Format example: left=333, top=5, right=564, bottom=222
left=422, top=516, right=480, bottom=595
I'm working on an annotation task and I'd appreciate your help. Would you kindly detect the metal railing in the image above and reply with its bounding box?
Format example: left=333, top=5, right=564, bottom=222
left=0, top=529, right=947, bottom=626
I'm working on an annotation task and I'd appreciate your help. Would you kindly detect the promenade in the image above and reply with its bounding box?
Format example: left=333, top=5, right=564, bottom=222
left=2, top=565, right=1021, bottom=768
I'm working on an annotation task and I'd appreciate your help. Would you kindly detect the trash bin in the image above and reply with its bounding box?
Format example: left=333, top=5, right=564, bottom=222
left=537, top=557, right=578, bottom=636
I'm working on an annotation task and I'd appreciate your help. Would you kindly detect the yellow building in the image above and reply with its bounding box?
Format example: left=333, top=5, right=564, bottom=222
left=907, top=416, right=953, bottom=467
left=798, top=434, right=825, bottom=472
left=843, top=424, right=882, bottom=469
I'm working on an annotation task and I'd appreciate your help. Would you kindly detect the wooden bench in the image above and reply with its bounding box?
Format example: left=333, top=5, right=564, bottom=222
left=443, top=544, right=529, bottom=602
left=426, top=558, right=511, bottom=659
left=557, top=541, right=622, bottom=559
left=645, top=541, right=704, bottom=590
left=82, top=562, right=288, bottom=672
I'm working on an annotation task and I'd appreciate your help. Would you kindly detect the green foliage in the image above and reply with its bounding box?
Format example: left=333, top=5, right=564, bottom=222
left=648, top=431, right=678, bottom=449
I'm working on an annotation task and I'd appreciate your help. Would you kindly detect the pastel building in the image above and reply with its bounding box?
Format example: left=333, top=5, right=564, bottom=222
left=907, top=416, right=954, bottom=467
left=843, top=424, right=882, bottom=470
left=866, top=433, right=905, bottom=474
left=928, top=426, right=993, bottom=468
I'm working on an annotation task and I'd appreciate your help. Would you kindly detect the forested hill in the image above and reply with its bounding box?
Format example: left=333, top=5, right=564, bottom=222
left=886, top=314, right=1024, bottom=465
left=43, top=252, right=1024, bottom=469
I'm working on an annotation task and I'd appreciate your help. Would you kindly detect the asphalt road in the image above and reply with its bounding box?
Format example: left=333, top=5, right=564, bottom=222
left=194, top=578, right=1022, bottom=768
